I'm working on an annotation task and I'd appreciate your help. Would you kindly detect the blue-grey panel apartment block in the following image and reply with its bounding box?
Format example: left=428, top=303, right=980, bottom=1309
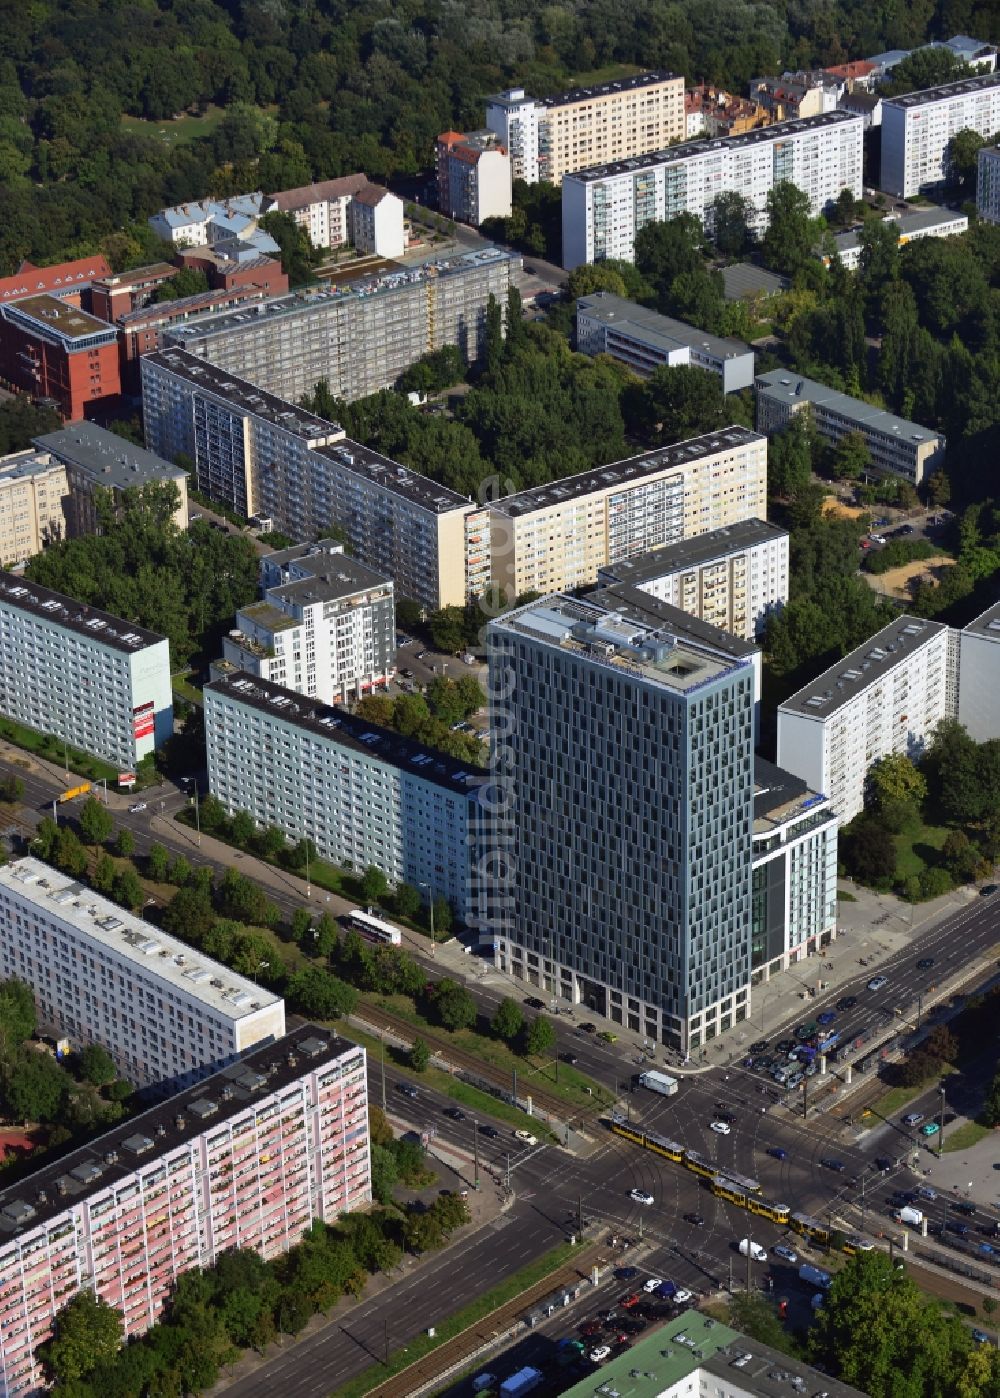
left=486, top=593, right=755, bottom=1053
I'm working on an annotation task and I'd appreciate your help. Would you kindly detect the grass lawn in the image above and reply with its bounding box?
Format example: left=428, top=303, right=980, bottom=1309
left=370, top=994, right=612, bottom=1112
left=942, top=1120, right=992, bottom=1153
left=894, top=817, right=951, bottom=883
left=867, top=1063, right=957, bottom=1122
left=170, top=671, right=203, bottom=706
left=0, top=717, right=119, bottom=784
left=334, top=1240, right=583, bottom=1398
left=121, top=105, right=229, bottom=146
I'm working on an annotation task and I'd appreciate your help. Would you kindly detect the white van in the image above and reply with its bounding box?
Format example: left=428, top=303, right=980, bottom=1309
left=895, top=1206, right=923, bottom=1227
left=739, top=1238, right=768, bottom=1261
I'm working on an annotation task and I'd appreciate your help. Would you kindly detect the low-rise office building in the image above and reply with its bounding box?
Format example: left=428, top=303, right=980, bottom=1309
left=205, top=672, right=485, bottom=924
left=486, top=71, right=685, bottom=186
left=161, top=247, right=520, bottom=405
left=597, top=518, right=788, bottom=641
left=777, top=615, right=954, bottom=824
left=0, top=295, right=121, bottom=422
left=0, top=855, right=286, bottom=1090
left=755, top=368, right=945, bottom=485
left=0, top=449, right=68, bottom=566
left=488, top=426, right=768, bottom=599
left=881, top=71, right=1000, bottom=196
left=819, top=207, right=968, bottom=269
left=561, top=111, right=863, bottom=267
left=0, top=570, right=172, bottom=768
left=977, top=143, right=1000, bottom=223
left=33, top=421, right=189, bottom=534
left=0, top=1026, right=368, bottom=1398
left=436, top=130, right=512, bottom=225
left=751, top=758, right=839, bottom=979
left=576, top=292, right=755, bottom=392
left=141, top=348, right=487, bottom=610
left=219, top=540, right=395, bottom=704
left=956, top=601, right=1000, bottom=742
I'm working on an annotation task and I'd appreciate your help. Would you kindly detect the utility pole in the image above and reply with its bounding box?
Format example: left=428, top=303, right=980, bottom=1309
left=860, top=1171, right=866, bottom=1230
left=802, top=1073, right=809, bottom=1119
left=192, top=787, right=201, bottom=845
left=577, top=1192, right=583, bottom=1235
left=473, top=1120, right=480, bottom=1190
left=512, top=1066, right=517, bottom=1107
left=746, top=1232, right=752, bottom=1293
left=938, top=1085, right=946, bottom=1155
left=505, top=1153, right=511, bottom=1190
left=638, top=1211, right=643, bottom=1241
left=729, top=1255, right=734, bottom=1293
left=380, top=1035, right=386, bottom=1110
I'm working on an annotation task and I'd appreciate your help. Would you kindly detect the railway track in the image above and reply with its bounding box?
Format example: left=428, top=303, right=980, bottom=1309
left=356, top=1003, right=601, bottom=1124
left=362, top=1244, right=604, bottom=1398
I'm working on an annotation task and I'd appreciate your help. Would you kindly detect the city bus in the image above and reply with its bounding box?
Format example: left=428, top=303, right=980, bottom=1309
left=345, top=909, right=402, bottom=946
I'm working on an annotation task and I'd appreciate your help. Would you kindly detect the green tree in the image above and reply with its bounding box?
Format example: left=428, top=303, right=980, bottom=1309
left=313, top=911, right=339, bottom=958
left=153, top=266, right=209, bottom=302
left=866, top=753, right=927, bottom=815
left=230, top=809, right=256, bottom=848
left=290, top=907, right=313, bottom=946
left=768, top=415, right=814, bottom=499
left=859, top=217, right=900, bottom=309
left=727, top=1293, right=797, bottom=1355
left=147, top=842, right=170, bottom=882
left=360, top=865, right=389, bottom=904
left=79, top=799, right=114, bottom=838
left=394, top=882, right=422, bottom=920
left=259, top=210, right=319, bottom=286
left=285, top=966, right=357, bottom=1020
left=885, top=49, right=971, bottom=96
left=161, top=882, right=217, bottom=945
left=709, top=191, right=754, bottom=258
left=565, top=263, right=628, bottom=300
left=167, top=853, right=192, bottom=886
left=832, top=431, right=872, bottom=482
left=432, top=896, right=453, bottom=935
left=0, top=774, right=24, bottom=803
left=370, top=1143, right=399, bottom=1204
left=492, top=996, right=524, bottom=1042
left=53, top=826, right=87, bottom=878
left=0, top=978, right=36, bottom=1053
left=79, top=1042, right=117, bottom=1086
left=634, top=214, right=705, bottom=304
left=92, top=851, right=117, bottom=894
left=113, top=866, right=145, bottom=912
left=114, top=826, right=135, bottom=858
left=409, top=1036, right=430, bottom=1072
left=433, top=980, right=476, bottom=1031
left=631, top=364, right=739, bottom=444
left=3, top=1047, right=68, bottom=1122
left=524, top=1015, right=556, bottom=1056
left=427, top=606, right=467, bottom=653
left=983, top=1070, right=1000, bottom=1128
left=761, top=182, right=818, bottom=276
left=842, top=815, right=897, bottom=886
left=38, top=1290, right=123, bottom=1385
left=217, top=867, right=278, bottom=926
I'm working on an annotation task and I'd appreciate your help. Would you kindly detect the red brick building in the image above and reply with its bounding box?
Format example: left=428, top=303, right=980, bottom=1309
left=0, top=294, right=121, bottom=421
left=89, top=263, right=178, bottom=323
left=175, top=249, right=288, bottom=297
left=0, top=256, right=113, bottom=313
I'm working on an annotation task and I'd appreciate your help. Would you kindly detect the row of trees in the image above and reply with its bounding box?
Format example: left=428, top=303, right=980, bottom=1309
left=354, top=674, right=487, bottom=766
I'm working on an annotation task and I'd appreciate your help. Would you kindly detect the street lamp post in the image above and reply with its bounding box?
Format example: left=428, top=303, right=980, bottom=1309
left=419, top=882, right=435, bottom=954
left=191, top=787, right=201, bottom=846
left=473, top=1120, right=480, bottom=1190
left=938, top=1085, right=946, bottom=1156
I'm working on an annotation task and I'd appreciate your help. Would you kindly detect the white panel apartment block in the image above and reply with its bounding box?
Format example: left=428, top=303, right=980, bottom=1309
left=561, top=111, right=863, bottom=267
left=488, top=426, right=768, bottom=600
left=576, top=293, right=755, bottom=393
left=597, top=518, right=789, bottom=641
left=0, top=1028, right=368, bottom=1398
left=160, top=247, right=520, bottom=405
left=0, top=857, right=285, bottom=1090
left=205, top=672, right=484, bottom=924
left=977, top=144, right=1000, bottom=223
left=142, top=349, right=483, bottom=611
left=0, top=571, right=172, bottom=769
left=957, top=601, right=1000, bottom=741
left=881, top=72, right=1000, bottom=197
left=777, top=616, right=953, bottom=825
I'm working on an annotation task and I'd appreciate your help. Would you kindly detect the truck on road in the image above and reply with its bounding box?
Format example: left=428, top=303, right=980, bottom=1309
left=799, top=1263, right=832, bottom=1289
left=500, top=1367, right=544, bottom=1397
left=638, top=1070, right=679, bottom=1096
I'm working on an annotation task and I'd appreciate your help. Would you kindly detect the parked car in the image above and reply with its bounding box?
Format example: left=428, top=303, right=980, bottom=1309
left=902, top=1112, right=924, bottom=1127
left=128, top=801, right=147, bottom=813
left=750, top=1039, right=769, bottom=1052
left=619, top=1292, right=641, bottom=1308
left=920, top=1122, right=940, bottom=1136
left=642, top=1277, right=665, bottom=1293
left=589, top=1345, right=611, bottom=1363
left=524, top=996, right=545, bottom=1010
left=614, top=1267, right=638, bottom=1280
left=673, top=1288, right=694, bottom=1304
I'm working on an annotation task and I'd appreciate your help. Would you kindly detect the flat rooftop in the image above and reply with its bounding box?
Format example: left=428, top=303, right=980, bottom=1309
left=577, top=291, right=752, bottom=362
left=884, top=68, right=1000, bottom=108
left=962, top=600, right=1000, bottom=640
left=0, top=1026, right=354, bottom=1245
left=755, top=369, right=942, bottom=447
left=34, top=422, right=185, bottom=490
left=558, top=1310, right=867, bottom=1398
left=488, top=70, right=679, bottom=111
left=565, top=110, right=860, bottom=183
left=92, top=262, right=176, bottom=289
left=721, top=263, right=790, bottom=301
left=0, top=568, right=164, bottom=653
left=206, top=671, right=486, bottom=797
left=491, top=425, right=763, bottom=518
left=753, top=755, right=830, bottom=832
left=0, top=447, right=67, bottom=484
left=830, top=207, right=968, bottom=256
left=315, top=438, right=471, bottom=515
left=589, top=582, right=759, bottom=665
left=492, top=592, right=753, bottom=695
left=779, top=615, right=948, bottom=718
left=162, top=246, right=517, bottom=345
left=145, top=347, right=344, bottom=446
left=120, top=286, right=267, bottom=329
left=598, top=519, right=786, bottom=587
left=2, top=294, right=116, bottom=342
left=269, top=555, right=392, bottom=609
left=0, top=857, right=283, bottom=1022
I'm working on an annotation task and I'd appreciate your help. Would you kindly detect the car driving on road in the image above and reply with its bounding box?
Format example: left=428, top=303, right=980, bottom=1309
left=513, top=1129, right=538, bottom=1145
left=709, top=1120, right=731, bottom=1135
left=772, top=1244, right=798, bottom=1263
left=629, top=1188, right=654, bottom=1205
left=867, top=975, right=888, bottom=992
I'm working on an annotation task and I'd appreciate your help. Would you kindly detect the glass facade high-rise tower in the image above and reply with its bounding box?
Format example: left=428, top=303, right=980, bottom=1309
left=486, top=592, right=755, bottom=1054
